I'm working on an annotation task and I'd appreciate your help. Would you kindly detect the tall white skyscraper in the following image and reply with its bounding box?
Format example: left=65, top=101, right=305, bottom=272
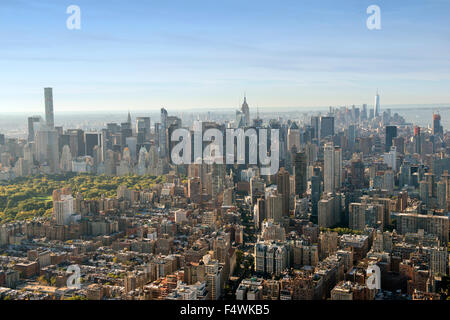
left=44, top=87, right=54, bottom=128
left=374, top=90, right=380, bottom=117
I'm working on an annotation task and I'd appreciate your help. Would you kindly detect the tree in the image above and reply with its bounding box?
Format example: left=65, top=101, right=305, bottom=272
left=37, top=275, right=48, bottom=285
left=65, top=295, right=88, bottom=300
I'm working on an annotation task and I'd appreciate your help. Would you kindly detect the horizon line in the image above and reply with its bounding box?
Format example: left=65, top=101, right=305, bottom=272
left=1, top=103, right=450, bottom=115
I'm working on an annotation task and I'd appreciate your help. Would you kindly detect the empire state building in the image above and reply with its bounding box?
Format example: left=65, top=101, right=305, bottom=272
left=241, top=96, right=250, bottom=126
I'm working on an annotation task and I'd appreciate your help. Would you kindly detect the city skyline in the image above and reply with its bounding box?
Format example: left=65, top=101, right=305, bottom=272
left=1, top=0, right=450, bottom=306
left=1, top=90, right=449, bottom=301
left=1, top=0, right=450, bottom=111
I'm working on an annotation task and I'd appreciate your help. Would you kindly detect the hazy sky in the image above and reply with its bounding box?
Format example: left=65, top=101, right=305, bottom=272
left=0, top=0, right=449, bottom=112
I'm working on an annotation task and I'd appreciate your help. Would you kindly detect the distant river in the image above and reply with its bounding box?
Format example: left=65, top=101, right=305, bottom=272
left=390, top=105, right=450, bottom=130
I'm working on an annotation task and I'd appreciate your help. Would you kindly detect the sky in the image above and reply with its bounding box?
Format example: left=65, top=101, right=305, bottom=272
left=0, top=0, right=449, bottom=112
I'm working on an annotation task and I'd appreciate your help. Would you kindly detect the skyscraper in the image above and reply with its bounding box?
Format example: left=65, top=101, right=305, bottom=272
left=350, top=154, right=364, bottom=189
left=320, top=116, right=335, bottom=138
left=311, top=174, right=321, bottom=219
left=294, top=152, right=307, bottom=197
left=60, top=145, right=73, bottom=172
left=374, top=91, right=380, bottom=117
left=127, top=111, right=132, bottom=126
left=385, top=125, right=398, bottom=152
left=414, top=126, right=422, bottom=154
left=318, top=195, right=340, bottom=228
left=324, top=143, right=342, bottom=194
left=120, top=122, right=133, bottom=148
left=255, top=198, right=266, bottom=230
left=276, top=168, right=290, bottom=217
left=348, top=125, right=356, bottom=149
left=67, top=129, right=85, bottom=157
left=160, top=108, right=168, bottom=158
left=35, top=128, right=59, bottom=173
left=44, top=87, right=54, bottom=128
left=287, top=122, right=300, bottom=152
left=85, top=132, right=102, bottom=157
left=437, top=181, right=447, bottom=210
left=241, top=96, right=250, bottom=127
left=136, top=117, right=151, bottom=144
left=361, top=104, right=367, bottom=121
left=333, top=147, right=342, bottom=191
left=53, top=188, right=74, bottom=226
left=324, top=143, right=335, bottom=194
left=311, top=116, right=320, bottom=141
left=27, top=116, right=42, bottom=142
left=433, top=113, right=443, bottom=136
left=250, top=176, right=266, bottom=206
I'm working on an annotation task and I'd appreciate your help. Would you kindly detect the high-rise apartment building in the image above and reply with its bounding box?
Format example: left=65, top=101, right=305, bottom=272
left=318, top=195, right=341, bottom=228
left=254, top=241, right=288, bottom=276
left=349, top=203, right=383, bottom=231
left=44, top=87, right=54, bottom=128
left=395, top=213, right=449, bottom=243
left=266, top=193, right=283, bottom=223
left=160, top=108, right=168, bottom=158
left=53, top=189, right=75, bottom=226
